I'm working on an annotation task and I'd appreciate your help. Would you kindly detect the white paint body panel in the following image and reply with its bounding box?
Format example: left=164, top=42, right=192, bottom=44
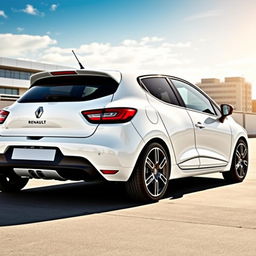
left=2, top=95, right=113, bottom=137
left=186, top=110, right=232, bottom=168
left=145, top=94, right=199, bottom=169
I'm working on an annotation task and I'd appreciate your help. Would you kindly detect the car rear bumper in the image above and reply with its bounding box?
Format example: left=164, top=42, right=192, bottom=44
left=0, top=123, right=144, bottom=181
left=0, top=147, right=103, bottom=181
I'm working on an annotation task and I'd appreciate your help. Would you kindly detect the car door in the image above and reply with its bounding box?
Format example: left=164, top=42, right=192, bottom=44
left=140, top=76, right=199, bottom=169
left=171, top=78, right=232, bottom=169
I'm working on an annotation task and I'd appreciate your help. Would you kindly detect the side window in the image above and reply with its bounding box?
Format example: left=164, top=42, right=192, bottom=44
left=141, top=77, right=179, bottom=105
left=172, top=79, right=216, bottom=115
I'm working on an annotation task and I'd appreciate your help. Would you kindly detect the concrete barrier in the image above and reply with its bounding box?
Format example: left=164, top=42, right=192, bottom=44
left=232, top=111, right=256, bottom=137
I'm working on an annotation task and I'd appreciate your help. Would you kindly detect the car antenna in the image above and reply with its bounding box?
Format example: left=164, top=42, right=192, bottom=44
left=72, top=50, right=85, bottom=69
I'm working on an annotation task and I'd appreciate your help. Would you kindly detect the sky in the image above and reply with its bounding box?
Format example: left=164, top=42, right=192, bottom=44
left=1, top=0, right=256, bottom=97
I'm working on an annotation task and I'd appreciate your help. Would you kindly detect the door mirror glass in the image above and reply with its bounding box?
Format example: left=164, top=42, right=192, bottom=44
left=220, top=104, right=233, bottom=122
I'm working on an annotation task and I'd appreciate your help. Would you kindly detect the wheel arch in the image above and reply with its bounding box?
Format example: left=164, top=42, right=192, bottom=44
left=129, top=137, right=172, bottom=181
left=237, top=136, right=248, bottom=146
left=222, top=135, right=248, bottom=182
left=224, top=134, right=248, bottom=172
left=232, top=135, right=248, bottom=156
left=125, top=137, right=172, bottom=201
left=233, top=135, right=249, bottom=158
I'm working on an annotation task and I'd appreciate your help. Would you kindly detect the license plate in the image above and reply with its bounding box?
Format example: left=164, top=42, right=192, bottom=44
left=12, top=148, right=56, bottom=161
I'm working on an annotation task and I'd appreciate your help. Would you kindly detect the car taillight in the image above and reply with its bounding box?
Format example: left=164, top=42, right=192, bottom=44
left=82, top=108, right=137, bottom=124
left=0, top=110, right=9, bottom=124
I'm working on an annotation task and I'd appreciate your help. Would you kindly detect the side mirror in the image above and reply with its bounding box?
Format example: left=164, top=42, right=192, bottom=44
left=219, top=104, right=233, bottom=123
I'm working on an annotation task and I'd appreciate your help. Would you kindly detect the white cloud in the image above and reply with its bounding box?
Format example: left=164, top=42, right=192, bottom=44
left=184, top=10, right=222, bottom=21
left=0, top=10, right=7, bottom=18
left=122, top=37, right=164, bottom=47
left=37, top=36, right=256, bottom=98
left=50, top=4, right=58, bottom=11
left=22, top=4, right=43, bottom=16
left=162, top=42, right=191, bottom=48
left=199, top=38, right=208, bottom=43
left=216, top=57, right=256, bottom=93
left=0, top=34, right=191, bottom=71
left=218, top=57, right=256, bottom=67
left=16, top=27, right=24, bottom=32
left=3, top=32, right=254, bottom=95
left=0, top=33, right=195, bottom=81
left=40, top=37, right=192, bottom=72
left=0, top=33, right=56, bottom=57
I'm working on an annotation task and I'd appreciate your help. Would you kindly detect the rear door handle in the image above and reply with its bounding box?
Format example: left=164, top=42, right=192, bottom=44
left=195, top=122, right=205, bottom=129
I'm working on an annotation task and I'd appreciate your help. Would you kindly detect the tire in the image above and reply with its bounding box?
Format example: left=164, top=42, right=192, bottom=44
left=125, top=142, right=170, bottom=202
left=0, top=171, right=29, bottom=192
left=222, top=139, right=248, bottom=183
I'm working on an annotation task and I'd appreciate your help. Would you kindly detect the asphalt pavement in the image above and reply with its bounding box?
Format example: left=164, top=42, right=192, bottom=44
left=0, top=139, right=256, bottom=256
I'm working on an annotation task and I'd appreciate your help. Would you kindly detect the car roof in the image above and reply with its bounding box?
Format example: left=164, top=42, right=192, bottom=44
left=30, top=68, right=182, bottom=86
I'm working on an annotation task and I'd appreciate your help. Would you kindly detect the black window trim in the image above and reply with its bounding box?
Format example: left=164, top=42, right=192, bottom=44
left=138, top=74, right=221, bottom=117
left=137, top=75, right=184, bottom=108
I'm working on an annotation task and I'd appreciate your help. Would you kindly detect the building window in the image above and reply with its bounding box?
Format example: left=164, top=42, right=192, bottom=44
left=0, top=87, right=19, bottom=95
left=0, top=68, right=34, bottom=80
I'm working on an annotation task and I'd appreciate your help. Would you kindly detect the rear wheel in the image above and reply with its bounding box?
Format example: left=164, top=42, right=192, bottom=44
left=222, top=139, right=248, bottom=183
left=125, top=142, right=170, bottom=202
left=0, top=171, right=29, bottom=192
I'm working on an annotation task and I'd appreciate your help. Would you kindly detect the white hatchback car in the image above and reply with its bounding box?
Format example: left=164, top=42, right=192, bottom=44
left=0, top=69, right=248, bottom=201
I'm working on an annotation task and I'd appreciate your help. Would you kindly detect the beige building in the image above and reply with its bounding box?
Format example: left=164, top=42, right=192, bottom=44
left=0, top=57, right=71, bottom=108
left=197, top=77, right=252, bottom=112
left=252, top=100, right=256, bottom=113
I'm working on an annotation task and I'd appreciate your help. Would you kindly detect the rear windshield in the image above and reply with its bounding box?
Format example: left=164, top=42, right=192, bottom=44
left=18, top=75, right=119, bottom=103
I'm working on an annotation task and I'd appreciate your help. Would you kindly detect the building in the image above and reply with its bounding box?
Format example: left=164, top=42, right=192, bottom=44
left=0, top=57, right=71, bottom=108
left=252, top=100, right=256, bottom=113
left=197, top=77, right=252, bottom=112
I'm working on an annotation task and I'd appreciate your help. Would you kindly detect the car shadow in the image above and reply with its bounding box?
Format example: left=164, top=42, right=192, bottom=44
left=165, top=176, right=228, bottom=199
left=0, top=176, right=229, bottom=226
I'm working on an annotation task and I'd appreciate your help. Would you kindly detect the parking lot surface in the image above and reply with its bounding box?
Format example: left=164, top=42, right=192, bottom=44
left=0, top=139, right=256, bottom=256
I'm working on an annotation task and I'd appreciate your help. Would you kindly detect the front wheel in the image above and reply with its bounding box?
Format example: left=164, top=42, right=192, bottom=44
left=222, top=139, right=248, bottom=183
left=125, top=142, right=170, bottom=202
left=0, top=171, right=29, bottom=192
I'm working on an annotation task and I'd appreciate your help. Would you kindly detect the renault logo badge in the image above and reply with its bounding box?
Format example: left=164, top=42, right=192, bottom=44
left=35, top=107, right=44, bottom=119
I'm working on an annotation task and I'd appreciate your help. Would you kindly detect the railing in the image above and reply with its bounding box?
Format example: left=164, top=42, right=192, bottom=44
left=0, top=94, right=20, bottom=101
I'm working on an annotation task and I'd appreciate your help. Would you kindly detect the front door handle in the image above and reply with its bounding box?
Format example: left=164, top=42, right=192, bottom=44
left=195, top=122, right=205, bottom=129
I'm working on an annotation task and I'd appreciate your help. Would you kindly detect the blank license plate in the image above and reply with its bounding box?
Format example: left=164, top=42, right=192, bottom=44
left=12, top=148, right=56, bottom=161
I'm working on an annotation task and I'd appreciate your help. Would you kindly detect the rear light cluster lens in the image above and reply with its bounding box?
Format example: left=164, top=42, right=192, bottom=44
left=51, top=71, right=77, bottom=76
left=0, top=110, right=9, bottom=124
left=100, top=170, right=119, bottom=175
left=82, top=108, right=137, bottom=124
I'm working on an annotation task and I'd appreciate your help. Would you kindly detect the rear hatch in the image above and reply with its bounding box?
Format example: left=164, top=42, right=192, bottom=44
left=1, top=71, right=120, bottom=137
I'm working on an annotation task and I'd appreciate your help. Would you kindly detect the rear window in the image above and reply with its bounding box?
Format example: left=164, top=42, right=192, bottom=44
left=18, top=75, right=119, bottom=103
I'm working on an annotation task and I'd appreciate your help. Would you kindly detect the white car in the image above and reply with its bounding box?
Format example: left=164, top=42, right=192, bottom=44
left=0, top=69, right=248, bottom=201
